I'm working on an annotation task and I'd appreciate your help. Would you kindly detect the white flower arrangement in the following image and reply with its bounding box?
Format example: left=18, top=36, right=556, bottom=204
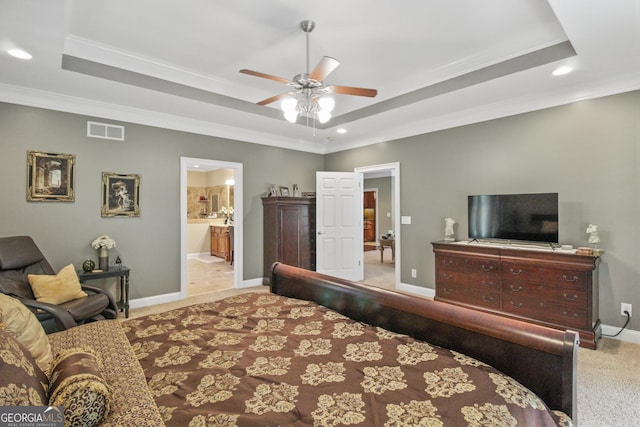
left=91, top=235, right=116, bottom=249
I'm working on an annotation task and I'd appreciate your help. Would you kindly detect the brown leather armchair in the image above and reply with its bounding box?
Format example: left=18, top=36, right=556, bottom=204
left=0, top=236, right=117, bottom=333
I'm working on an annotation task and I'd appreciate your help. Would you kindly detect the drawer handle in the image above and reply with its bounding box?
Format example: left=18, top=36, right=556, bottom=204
left=563, top=293, right=578, bottom=301
left=509, top=285, right=523, bottom=292
left=562, top=311, right=579, bottom=318
left=443, top=287, right=454, bottom=294
left=562, top=274, right=579, bottom=282
left=509, top=301, right=523, bottom=309
left=442, top=273, right=454, bottom=280
left=481, top=265, right=494, bottom=272
left=482, top=295, right=494, bottom=302
left=481, top=280, right=495, bottom=286
left=442, top=259, right=453, bottom=266
left=509, top=268, right=523, bottom=275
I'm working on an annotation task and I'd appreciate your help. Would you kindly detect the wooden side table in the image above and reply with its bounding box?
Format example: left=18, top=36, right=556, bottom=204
left=379, top=239, right=395, bottom=263
left=77, top=266, right=131, bottom=318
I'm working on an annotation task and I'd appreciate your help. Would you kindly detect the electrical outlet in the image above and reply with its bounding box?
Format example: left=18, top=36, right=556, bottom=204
left=621, top=303, right=632, bottom=317
left=411, top=269, right=417, bottom=278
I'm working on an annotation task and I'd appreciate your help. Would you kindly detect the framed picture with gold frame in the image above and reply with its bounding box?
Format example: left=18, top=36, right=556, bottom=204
left=27, top=150, right=75, bottom=202
left=101, top=172, right=140, bottom=217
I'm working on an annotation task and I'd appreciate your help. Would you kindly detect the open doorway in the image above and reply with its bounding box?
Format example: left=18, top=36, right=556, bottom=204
left=180, top=157, right=243, bottom=298
left=355, top=163, right=400, bottom=291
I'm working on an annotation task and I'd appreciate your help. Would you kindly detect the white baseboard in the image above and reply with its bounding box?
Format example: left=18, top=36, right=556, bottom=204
left=601, top=324, right=640, bottom=345
left=397, top=282, right=435, bottom=299
left=239, top=277, right=264, bottom=289
left=187, top=252, right=210, bottom=259
left=129, top=278, right=265, bottom=308
left=129, top=291, right=184, bottom=309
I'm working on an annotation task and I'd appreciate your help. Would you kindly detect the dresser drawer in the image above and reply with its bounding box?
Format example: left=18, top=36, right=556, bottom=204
left=502, top=294, right=588, bottom=329
left=438, top=255, right=500, bottom=276
left=437, top=282, right=500, bottom=309
left=502, top=263, right=587, bottom=287
left=437, top=270, right=499, bottom=290
left=503, top=281, right=587, bottom=309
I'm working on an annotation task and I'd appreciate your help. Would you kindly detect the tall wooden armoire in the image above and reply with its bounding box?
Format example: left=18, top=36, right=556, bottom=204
left=262, top=196, right=316, bottom=284
left=363, top=190, right=376, bottom=242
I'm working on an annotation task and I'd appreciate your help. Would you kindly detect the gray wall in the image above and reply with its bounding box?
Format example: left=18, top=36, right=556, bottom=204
left=3, top=91, right=639, bottom=330
left=326, top=90, right=640, bottom=330
left=0, top=103, right=324, bottom=299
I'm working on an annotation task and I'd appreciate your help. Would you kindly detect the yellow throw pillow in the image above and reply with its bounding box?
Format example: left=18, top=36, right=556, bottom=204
left=28, top=264, right=88, bottom=305
left=0, top=293, right=53, bottom=373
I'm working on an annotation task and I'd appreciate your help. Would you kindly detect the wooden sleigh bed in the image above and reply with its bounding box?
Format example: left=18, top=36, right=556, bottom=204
left=122, top=263, right=577, bottom=426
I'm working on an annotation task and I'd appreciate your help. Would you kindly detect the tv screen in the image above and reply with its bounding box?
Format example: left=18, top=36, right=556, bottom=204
left=468, top=193, right=558, bottom=244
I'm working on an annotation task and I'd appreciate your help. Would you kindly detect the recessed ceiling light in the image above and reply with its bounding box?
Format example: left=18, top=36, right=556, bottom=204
left=193, top=164, right=200, bottom=168
left=552, top=66, right=573, bottom=76
left=337, top=128, right=347, bottom=134
left=8, top=49, right=32, bottom=60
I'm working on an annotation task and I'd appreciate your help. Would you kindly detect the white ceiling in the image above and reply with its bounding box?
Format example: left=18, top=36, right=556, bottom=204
left=1, top=0, right=638, bottom=154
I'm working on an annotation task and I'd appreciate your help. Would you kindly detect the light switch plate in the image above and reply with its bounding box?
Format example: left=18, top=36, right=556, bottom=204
left=401, top=216, right=411, bottom=224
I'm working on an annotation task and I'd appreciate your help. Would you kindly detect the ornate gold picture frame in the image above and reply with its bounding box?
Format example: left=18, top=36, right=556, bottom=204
left=27, top=150, right=75, bottom=202
left=101, top=172, right=140, bottom=217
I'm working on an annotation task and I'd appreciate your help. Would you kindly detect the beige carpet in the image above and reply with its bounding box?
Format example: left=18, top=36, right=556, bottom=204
left=578, top=337, right=640, bottom=426
left=361, top=245, right=396, bottom=291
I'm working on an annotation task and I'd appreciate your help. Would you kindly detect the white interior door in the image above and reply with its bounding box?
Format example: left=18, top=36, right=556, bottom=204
left=316, top=171, right=363, bottom=281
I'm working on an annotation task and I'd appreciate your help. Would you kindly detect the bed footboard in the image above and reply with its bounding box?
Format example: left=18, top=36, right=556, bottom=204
left=270, top=263, right=577, bottom=420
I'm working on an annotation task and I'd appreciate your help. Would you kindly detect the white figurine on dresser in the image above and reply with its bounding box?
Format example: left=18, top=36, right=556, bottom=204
left=444, top=217, right=456, bottom=242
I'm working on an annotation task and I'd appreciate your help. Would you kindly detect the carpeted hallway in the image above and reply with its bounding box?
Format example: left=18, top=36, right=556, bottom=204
left=360, top=245, right=396, bottom=291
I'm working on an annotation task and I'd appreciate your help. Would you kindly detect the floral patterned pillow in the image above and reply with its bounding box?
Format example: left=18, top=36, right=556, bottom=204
left=0, top=327, right=48, bottom=405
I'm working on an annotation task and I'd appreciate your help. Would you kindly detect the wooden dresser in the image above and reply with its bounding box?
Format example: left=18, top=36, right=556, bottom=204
left=432, top=241, right=600, bottom=349
left=210, top=225, right=230, bottom=261
left=262, top=197, right=316, bottom=284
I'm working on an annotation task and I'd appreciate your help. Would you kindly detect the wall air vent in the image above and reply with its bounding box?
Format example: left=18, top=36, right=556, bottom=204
left=87, top=121, right=125, bottom=141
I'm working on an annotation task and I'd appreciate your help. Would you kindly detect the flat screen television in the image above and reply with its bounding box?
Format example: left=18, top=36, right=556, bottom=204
left=468, top=193, right=558, bottom=244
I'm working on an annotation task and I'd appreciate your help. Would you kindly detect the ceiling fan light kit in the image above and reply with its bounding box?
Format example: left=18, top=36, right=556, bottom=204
left=281, top=90, right=335, bottom=124
left=240, top=19, right=377, bottom=128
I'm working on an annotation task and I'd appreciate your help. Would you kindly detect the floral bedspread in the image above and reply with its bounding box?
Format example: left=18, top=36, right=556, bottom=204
left=123, top=292, right=568, bottom=426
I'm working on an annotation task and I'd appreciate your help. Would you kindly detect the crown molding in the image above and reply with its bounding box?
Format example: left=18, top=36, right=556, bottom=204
left=1, top=74, right=638, bottom=156
left=0, top=83, right=326, bottom=154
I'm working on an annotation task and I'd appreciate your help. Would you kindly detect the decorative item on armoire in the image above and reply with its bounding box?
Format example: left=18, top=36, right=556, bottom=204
left=444, top=217, right=456, bottom=242
left=92, top=235, right=116, bottom=270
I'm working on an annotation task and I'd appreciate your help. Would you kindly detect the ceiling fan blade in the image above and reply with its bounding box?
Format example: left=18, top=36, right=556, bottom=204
left=256, top=92, right=290, bottom=106
left=328, top=85, right=378, bottom=97
left=240, top=69, right=292, bottom=85
left=309, top=56, right=340, bottom=81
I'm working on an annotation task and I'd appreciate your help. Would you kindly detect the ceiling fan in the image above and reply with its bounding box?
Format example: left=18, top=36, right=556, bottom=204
left=240, top=20, right=378, bottom=123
